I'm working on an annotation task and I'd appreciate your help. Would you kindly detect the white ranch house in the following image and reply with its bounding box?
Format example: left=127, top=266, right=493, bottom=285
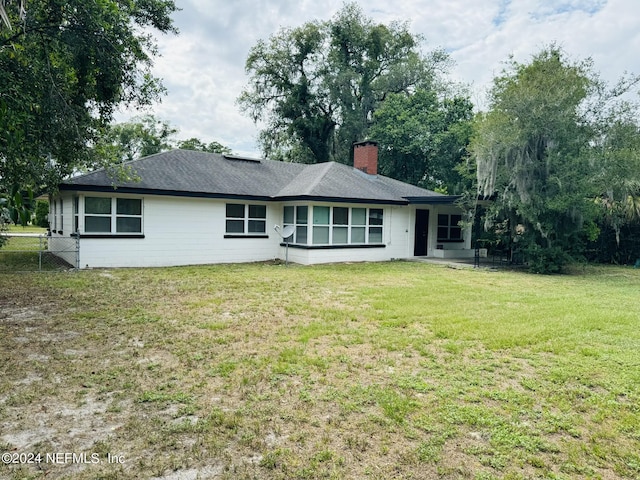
left=50, top=141, right=472, bottom=268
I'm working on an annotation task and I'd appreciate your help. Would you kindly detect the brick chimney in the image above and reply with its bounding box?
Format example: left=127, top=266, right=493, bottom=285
left=353, top=140, right=378, bottom=175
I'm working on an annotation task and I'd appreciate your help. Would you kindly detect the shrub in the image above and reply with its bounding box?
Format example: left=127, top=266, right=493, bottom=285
left=525, top=245, right=571, bottom=274
left=34, top=200, right=49, bottom=228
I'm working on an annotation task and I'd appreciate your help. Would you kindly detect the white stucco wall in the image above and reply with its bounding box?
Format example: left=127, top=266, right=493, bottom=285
left=52, top=192, right=469, bottom=268
left=74, top=195, right=283, bottom=268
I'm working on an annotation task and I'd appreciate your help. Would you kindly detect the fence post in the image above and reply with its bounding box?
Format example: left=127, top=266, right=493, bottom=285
left=39, top=235, right=43, bottom=272
left=75, top=235, right=80, bottom=269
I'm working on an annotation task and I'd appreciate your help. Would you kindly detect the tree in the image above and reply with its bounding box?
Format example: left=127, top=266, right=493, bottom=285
left=99, top=115, right=178, bottom=164
left=238, top=2, right=448, bottom=163
left=369, top=88, right=473, bottom=192
left=94, top=115, right=232, bottom=164
left=592, top=110, right=640, bottom=247
left=0, top=0, right=178, bottom=196
left=177, top=138, right=232, bottom=154
left=472, top=46, right=640, bottom=272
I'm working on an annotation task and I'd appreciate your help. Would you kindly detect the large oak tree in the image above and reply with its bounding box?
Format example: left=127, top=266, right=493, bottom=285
left=238, top=2, right=449, bottom=164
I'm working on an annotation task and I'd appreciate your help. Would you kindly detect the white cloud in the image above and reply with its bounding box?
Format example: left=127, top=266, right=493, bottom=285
left=118, top=0, right=640, bottom=157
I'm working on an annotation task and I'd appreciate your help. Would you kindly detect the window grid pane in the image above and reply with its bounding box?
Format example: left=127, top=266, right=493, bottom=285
left=117, top=217, right=142, bottom=233
left=226, top=220, right=244, bottom=233
left=248, top=220, right=266, bottom=233
left=333, top=226, right=348, bottom=244
left=297, top=206, right=308, bottom=224
left=313, top=206, right=330, bottom=225
left=226, top=204, right=245, bottom=218
left=369, top=227, right=383, bottom=243
left=85, top=197, right=111, bottom=214
left=352, top=227, right=365, bottom=243
left=85, top=216, right=111, bottom=233
left=283, top=206, right=294, bottom=224
left=313, top=226, right=329, bottom=244
left=352, top=208, right=366, bottom=225
left=117, top=198, right=142, bottom=215
left=333, top=207, right=349, bottom=225
left=296, top=226, right=308, bottom=244
left=249, top=204, right=266, bottom=219
left=369, top=208, right=383, bottom=226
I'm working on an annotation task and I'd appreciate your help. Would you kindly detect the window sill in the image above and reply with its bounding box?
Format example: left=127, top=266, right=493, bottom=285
left=436, top=239, right=465, bottom=243
left=280, top=243, right=385, bottom=250
left=224, top=234, right=269, bottom=239
left=78, top=234, right=145, bottom=239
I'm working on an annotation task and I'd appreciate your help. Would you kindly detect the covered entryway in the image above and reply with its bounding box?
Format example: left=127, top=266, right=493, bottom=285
left=413, top=209, right=429, bottom=256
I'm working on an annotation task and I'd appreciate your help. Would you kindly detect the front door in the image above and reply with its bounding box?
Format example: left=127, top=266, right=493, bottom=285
left=414, top=209, right=429, bottom=256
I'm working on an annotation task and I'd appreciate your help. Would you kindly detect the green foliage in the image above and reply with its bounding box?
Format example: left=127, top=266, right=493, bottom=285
left=176, top=138, right=232, bottom=154
left=524, top=244, right=570, bottom=274
left=91, top=116, right=233, bottom=167
left=471, top=45, right=640, bottom=271
left=0, top=186, right=34, bottom=226
left=0, top=186, right=35, bottom=248
left=238, top=2, right=449, bottom=163
left=370, top=88, right=473, bottom=191
left=99, top=115, right=178, bottom=163
left=0, top=0, right=178, bottom=194
left=34, top=200, right=49, bottom=228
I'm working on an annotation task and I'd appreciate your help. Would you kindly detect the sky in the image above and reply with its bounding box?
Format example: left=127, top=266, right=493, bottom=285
left=117, top=0, right=640, bottom=157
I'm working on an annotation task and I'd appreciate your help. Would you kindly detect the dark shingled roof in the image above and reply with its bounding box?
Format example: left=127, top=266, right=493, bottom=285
left=61, top=149, right=448, bottom=204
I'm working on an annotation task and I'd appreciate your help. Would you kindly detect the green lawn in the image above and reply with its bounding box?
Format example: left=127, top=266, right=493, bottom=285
left=5, top=224, right=48, bottom=234
left=0, top=262, right=639, bottom=479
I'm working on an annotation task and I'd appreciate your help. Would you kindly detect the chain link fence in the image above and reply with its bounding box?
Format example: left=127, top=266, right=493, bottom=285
left=0, top=234, right=79, bottom=272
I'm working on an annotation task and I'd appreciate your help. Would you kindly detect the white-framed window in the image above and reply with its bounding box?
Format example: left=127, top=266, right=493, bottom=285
left=332, top=207, right=349, bottom=244
left=368, top=208, right=384, bottom=243
left=225, top=203, right=266, bottom=235
left=437, top=213, right=462, bottom=241
left=283, top=205, right=308, bottom=244
left=73, top=196, right=79, bottom=233
left=51, top=199, right=57, bottom=231
left=285, top=205, right=384, bottom=245
left=84, top=197, right=143, bottom=234
left=312, top=206, right=330, bottom=244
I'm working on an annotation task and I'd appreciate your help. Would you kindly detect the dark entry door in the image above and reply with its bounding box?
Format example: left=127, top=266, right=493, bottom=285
left=414, top=209, right=429, bottom=256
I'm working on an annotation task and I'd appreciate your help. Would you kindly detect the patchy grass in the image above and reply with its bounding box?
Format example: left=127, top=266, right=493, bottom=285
left=0, top=262, right=639, bottom=479
left=5, top=225, right=48, bottom=234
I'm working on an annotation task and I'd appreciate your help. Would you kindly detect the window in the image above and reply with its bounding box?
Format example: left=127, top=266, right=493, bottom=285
left=85, top=197, right=111, bottom=233
left=225, top=203, right=266, bottom=235
left=84, top=197, right=142, bottom=234
left=369, top=208, right=383, bottom=243
left=249, top=205, right=267, bottom=233
left=116, top=198, right=143, bottom=233
left=51, top=200, right=57, bottom=231
left=73, top=196, right=79, bottom=233
left=437, top=214, right=462, bottom=241
left=351, top=208, right=366, bottom=243
left=288, top=205, right=384, bottom=246
left=283, top=205, right=308, bottom=244
left=332, top=207, right=349, bottom=244
left=312, top=206, right=330, bottom=244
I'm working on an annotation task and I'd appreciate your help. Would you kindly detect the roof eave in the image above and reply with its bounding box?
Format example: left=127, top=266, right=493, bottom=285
left=58, top=184, right=273, bottom=202
left=405, top=195, right=462, bottom=205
